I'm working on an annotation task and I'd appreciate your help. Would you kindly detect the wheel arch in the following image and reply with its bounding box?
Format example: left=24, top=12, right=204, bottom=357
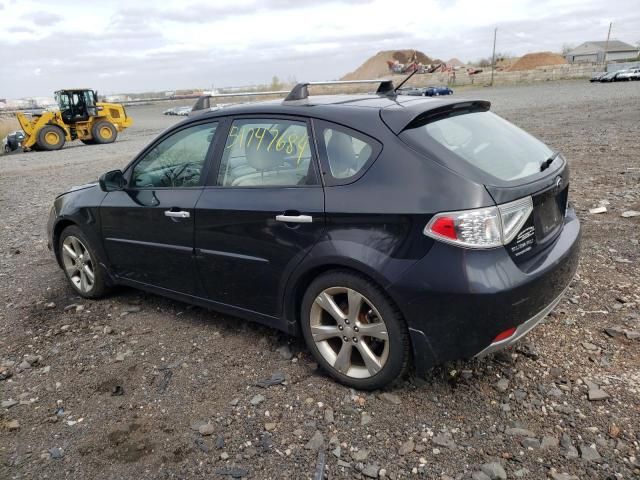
left=284, top=259, right=403, bottom=336
left=52, top=218, right=77, bottom=267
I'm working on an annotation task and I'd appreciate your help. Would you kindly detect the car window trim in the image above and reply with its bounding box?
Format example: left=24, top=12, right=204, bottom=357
left=123, top=119, right=222, bottom=191
left=204, top=114, right=323, bottom=189
left=312, top=119, right=382, bottom=187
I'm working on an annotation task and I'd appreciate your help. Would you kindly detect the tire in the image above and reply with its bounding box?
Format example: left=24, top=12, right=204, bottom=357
left=300, top=270, right=410, bottom=390
left=58, top=225, right=109, bottom=299
left=91, top=121, right=117, bottom=144
left=36, top=125, right=66, bottom=151
left=4, top=144, right=10, bottom=153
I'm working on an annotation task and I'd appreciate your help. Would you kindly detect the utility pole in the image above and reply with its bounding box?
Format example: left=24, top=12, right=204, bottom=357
left=603, top=22, right=612, bottom=67
left=490, top=27, right=497, bottom=86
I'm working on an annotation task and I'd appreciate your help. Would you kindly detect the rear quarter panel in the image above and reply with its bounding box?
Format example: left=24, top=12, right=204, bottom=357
left=284, top=131, right=494, bottom=326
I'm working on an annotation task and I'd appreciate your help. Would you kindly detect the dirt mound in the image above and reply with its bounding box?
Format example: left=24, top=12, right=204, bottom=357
left=342, top=49, right=432, bottom=80
left=508, top=52, right=567, bottom=71
left=446, top=58, right=466, bottom=68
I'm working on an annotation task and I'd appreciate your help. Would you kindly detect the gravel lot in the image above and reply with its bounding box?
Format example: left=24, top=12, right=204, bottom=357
left=1, top=80, right=639, bottom=480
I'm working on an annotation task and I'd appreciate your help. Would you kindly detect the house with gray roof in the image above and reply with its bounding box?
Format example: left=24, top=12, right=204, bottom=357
left=566, top=41, right=639, bottom=63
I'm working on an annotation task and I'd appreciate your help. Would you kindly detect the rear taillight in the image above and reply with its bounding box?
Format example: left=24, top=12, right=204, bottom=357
left=424, top=196, right=533, bottom=249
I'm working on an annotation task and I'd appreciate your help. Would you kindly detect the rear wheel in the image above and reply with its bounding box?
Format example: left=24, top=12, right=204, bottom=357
left=36, top=125, right=66, bottom=151
left=92, top=121, right=117, bottom=144
left=58, top=226, right=109, bottom=299
left=301, top=271, right=410, bottom=390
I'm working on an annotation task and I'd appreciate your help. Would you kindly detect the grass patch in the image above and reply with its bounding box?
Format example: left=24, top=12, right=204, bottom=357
left=0, top=115, right=20, bottom=140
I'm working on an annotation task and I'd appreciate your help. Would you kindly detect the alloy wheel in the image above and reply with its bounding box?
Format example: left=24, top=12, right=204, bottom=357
left=310, top=287, right=389, bottom=379
left=61, top=236, right=95, bottom=293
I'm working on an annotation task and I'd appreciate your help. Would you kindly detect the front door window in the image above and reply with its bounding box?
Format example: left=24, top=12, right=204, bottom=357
left=132, top=122, right=218, bottom=188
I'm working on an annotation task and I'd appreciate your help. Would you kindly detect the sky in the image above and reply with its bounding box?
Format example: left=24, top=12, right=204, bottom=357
left=0, top=0, right=639, bottom=98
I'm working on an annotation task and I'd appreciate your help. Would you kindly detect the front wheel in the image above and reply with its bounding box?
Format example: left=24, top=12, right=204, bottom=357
left=91, top=121, right=117, bottom=144
left=58, top=226, right=109, bottom=298
left=300, top=271, right=410, bottom=390
left=36, top=125, right=66, bottom=151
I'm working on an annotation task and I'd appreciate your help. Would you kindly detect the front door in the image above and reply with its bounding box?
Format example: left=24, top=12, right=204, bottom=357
left=195, top=117, right=325, bottom=317
left=100, top=121, right=219, bottom=294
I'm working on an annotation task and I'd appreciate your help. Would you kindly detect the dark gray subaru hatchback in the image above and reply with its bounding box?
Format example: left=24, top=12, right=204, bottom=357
left=47, top=80, right=580, bottom=390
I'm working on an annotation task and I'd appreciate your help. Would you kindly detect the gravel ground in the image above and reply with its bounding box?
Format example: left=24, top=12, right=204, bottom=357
left=1, top=80, right=639, bottom=480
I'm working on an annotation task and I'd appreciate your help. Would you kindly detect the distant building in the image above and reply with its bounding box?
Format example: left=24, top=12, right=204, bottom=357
left=565, top=41, right=639, bottom=63
left=105, top=95, right=131, bottom=102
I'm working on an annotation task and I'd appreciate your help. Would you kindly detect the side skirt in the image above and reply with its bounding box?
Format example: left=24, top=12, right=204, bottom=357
left=113, top=276, right=295, bottom=335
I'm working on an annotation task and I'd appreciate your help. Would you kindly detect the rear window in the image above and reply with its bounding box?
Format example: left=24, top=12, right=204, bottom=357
left=400, top=111, right=554, bottom=181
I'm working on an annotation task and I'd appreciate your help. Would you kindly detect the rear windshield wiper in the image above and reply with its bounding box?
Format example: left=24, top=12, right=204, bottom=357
left=540, top=152, right=560, bottom=172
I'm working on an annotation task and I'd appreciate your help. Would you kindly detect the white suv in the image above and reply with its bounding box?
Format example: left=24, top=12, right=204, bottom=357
left=617, top=68, right=640, bottom=81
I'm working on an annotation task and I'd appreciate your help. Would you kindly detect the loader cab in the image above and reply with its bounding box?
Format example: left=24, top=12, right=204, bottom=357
left=55, top=89, right=98, bottom=124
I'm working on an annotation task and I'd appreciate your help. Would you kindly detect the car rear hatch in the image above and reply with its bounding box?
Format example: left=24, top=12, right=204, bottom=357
left=384, top=99, right=569, bottom=261
left=485, top=163, right=569, bottom=262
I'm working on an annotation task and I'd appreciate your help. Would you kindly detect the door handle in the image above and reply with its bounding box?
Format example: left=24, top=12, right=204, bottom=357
left=164, top=210, right=190, bottom=219
left=275, top=214, right=313, bottom=223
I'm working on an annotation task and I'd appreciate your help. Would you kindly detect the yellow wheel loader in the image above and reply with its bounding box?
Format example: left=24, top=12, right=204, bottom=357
left=16, top=89, right=133, bottom=151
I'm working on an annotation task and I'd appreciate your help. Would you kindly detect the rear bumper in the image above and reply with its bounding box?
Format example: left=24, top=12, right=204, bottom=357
left=474, top=281, right=569, bottom=358
left=390, top=208, right=580, bottom=375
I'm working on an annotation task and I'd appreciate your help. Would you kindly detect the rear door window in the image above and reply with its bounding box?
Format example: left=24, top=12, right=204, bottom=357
left=400, top=111, right=554, bottom=182
left=315, top=121, right=381, bottom=185
left=217, top=118, right=317, bottom=187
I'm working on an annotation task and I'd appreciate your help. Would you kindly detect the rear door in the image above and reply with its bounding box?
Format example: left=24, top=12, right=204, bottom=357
left=100, top=121, right=219, bottom=293
left=194, top=116, right=325, bottom=317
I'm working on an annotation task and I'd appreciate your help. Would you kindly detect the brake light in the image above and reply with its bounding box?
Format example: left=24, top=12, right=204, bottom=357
left=430, top=217, right=457, bottom=240
left=493, top=327, right=517, bottom=342
left=424, top=196, right=533, bottom=249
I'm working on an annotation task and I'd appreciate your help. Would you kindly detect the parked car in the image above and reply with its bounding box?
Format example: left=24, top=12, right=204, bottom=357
left=616, top=68, right=640, bottom=81
left=163, top=107, right=177, bottom=115
left=2, top=130, right=26, bottom=153
left=424, top=86, right=454, bottom=96
left=175, top=106, right=192, bottom=116
left=599, top=70, right=627, bottom=82
left=399, top=86, right=453, bottom=96
left=589, top=72, right=606, bottom=82
left=47, top=82, right=580, bottom=389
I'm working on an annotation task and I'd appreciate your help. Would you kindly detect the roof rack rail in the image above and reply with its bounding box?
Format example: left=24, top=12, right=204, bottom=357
left=284, top=79, right=395, bottom=101
left=205, top=90, right=290, bottom=99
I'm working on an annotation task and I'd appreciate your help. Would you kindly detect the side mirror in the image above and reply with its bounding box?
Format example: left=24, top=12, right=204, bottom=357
left=99, top=169, right=126, bottom=192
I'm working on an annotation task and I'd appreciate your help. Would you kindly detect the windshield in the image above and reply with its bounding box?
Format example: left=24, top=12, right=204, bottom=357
left=400, top=111, right=554, bottom=182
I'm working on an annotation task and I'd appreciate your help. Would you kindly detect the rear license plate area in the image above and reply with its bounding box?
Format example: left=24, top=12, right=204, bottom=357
left=533, top=187, right=567, bottom=241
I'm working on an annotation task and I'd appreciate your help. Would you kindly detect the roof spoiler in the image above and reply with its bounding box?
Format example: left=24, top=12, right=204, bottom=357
left=381, top=100, right=491, bottom=134
left=284, top=79, right=394, bottom=101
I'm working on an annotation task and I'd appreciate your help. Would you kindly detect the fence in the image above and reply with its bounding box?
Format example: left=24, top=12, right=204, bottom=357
left=398, top=63, right=601, bottom=88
